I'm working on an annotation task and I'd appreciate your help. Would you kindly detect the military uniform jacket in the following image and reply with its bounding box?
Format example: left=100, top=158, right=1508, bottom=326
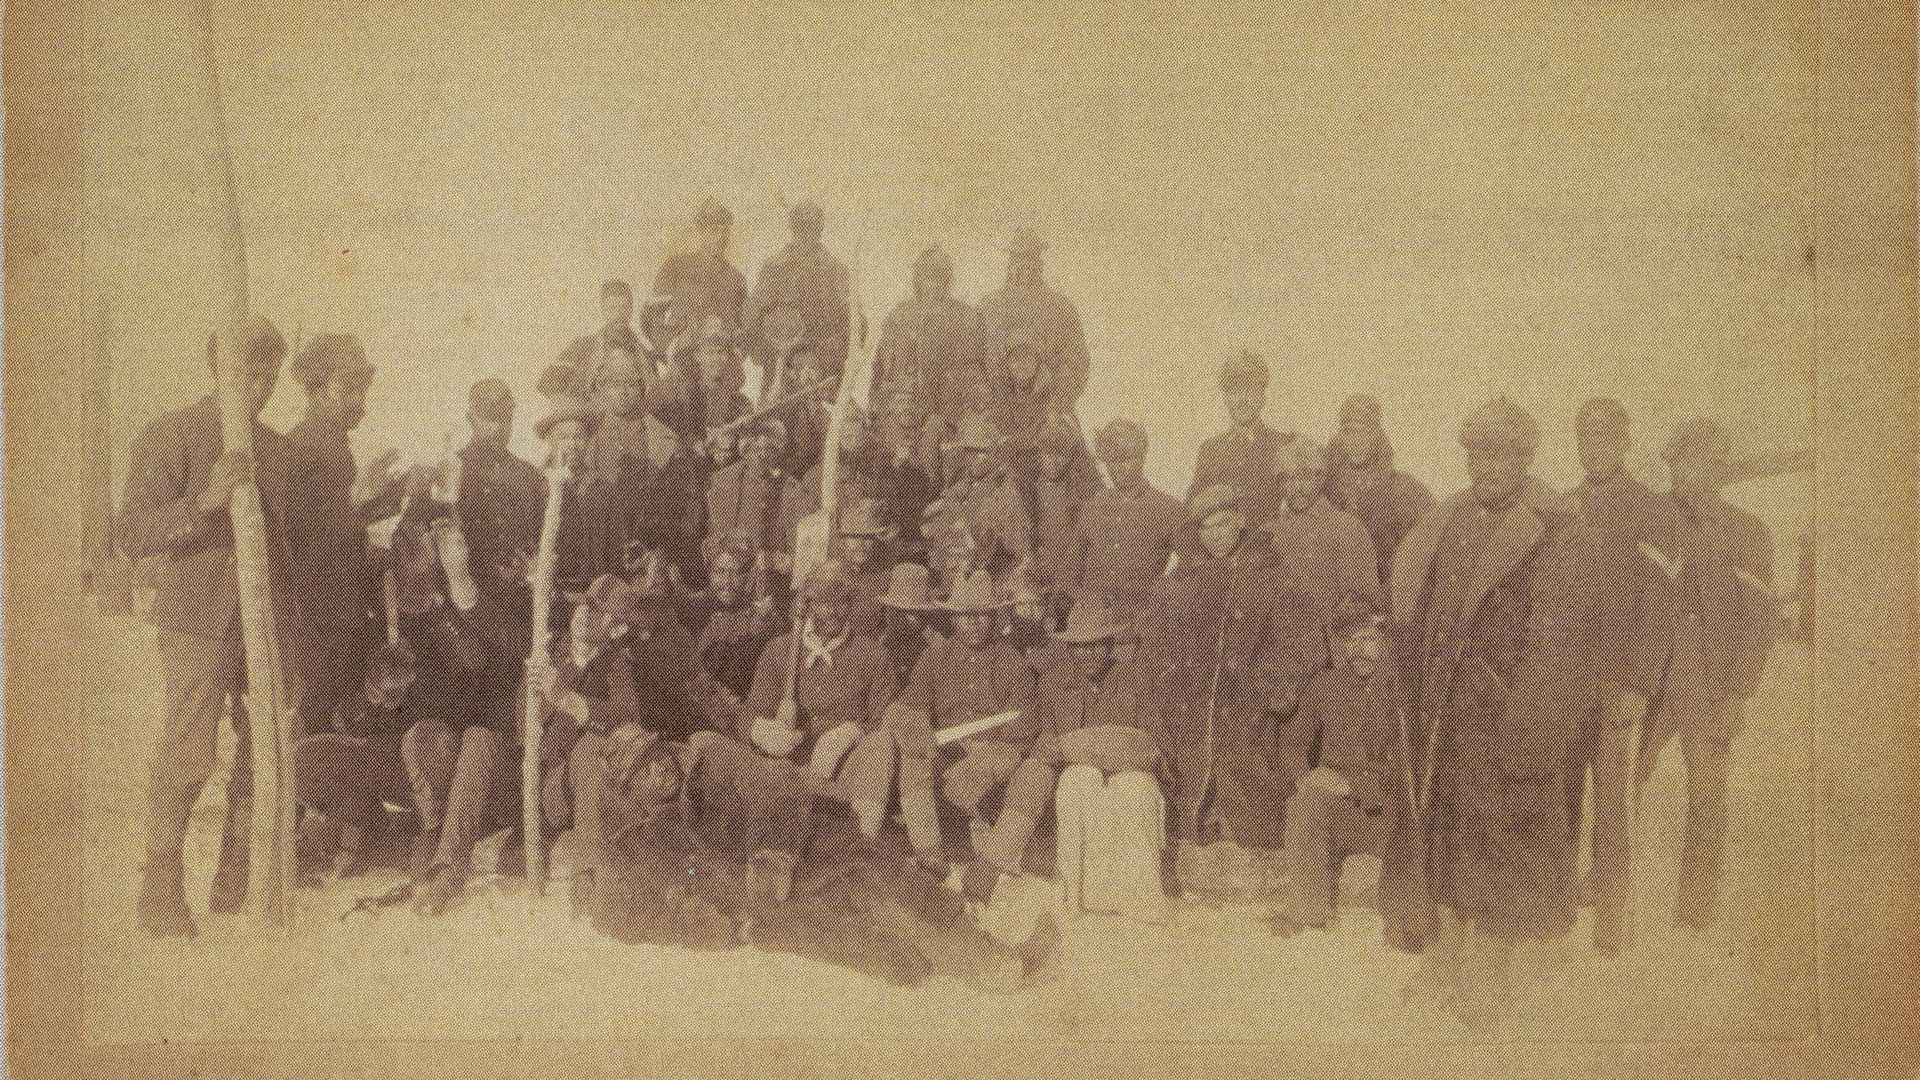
left=1570, top=472, right=1677, bottom=703
left=652, top=251, right=747, bottom=335
left=1186, top=421, right=1293, bottom=529
left=873, top=295, right=984, bottom=424
left=1324, top=434, right=1435, bottom=583
left=1279, top=664, right=1402, bottom=806
left=1135, top=541, right=1326, bottom=846
left=456, top=441, right=546, bottom=596
left=744, top=631, right=899, bottom=743
left=1643, top=492, right=1776, bottom=702
left=706, top=460, right=805, bottom=557
left=284, top=414, right=404, bottom=638
left=1069, top=481, right=1184, bottom=617
left=118, top=394, right=298, bottom=641
left=1031, top=477, right=1087, bottom=593
left=1032, top=655, right=1151, bottom=762
left=897, top=635, right=1038, bottom=745
left=1257, top=496, right=1382, bottom=629
left=745, top=239, right=852, bottom=373
left=975, top=281, right=1090, bottom=411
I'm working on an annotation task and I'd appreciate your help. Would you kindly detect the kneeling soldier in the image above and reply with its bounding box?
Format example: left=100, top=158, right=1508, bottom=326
left=1270, top=611, right=1400, bottom=936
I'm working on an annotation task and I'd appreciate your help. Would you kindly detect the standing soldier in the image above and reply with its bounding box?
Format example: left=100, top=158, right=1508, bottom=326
left=539, top=280, right=644, bottom=403
left=1257, top=438, right=1381, bottom=632
left=1137, top=485, right=1324, bottom=899
left=745, top=200, right=852, bottom=378
left=873, top=246, right=983, bottom=427
left=1187, top=351, right=1293, bottom=532
left=652, top=197, right=747, bottom=338
left=454, top=379, right=546, bottom=732
left=1069, top=419, right=1184, bottom=620
left=284, top=333, right=403, bottom=738
left=1324, top=393, right=1434, bottom=584
left=1565, top=397, right=1673, bottom=953
left=580, top=356, right=706, bottom=588
left=706, top=418, right=805, bottom=588
left=1389, top=397, right=1603, bottom=1027
left=976, top=229, right=1090, bottom=416
left=922, top=416, right=1033, bottom=575
left=118, top=317, right=293, bottom=935
left=1031, top=418, right=1092, bottom=617
left=1637, top=419, right=1777, bottom=932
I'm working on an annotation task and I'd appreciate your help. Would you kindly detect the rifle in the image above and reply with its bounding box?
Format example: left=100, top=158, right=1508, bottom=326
left=704, top=375, right=834, bottom=448
left=522, top=463, right=570, bottom=901
left=1191, top=613, right=1232, bottom=839
left=193, top=0, right=295, bottom=928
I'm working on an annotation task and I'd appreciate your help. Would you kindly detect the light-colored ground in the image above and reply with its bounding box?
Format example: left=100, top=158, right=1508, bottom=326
left=82, top=609, right=1817, bottom=1056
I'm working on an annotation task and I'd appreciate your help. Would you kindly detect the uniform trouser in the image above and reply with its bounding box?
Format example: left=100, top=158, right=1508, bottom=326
left=403, top=719, right=517, bottom=876
left=1279, top=782, right=1391, bottom=925
left=146, top=630, right=252, bottom=912
left=566, top=731, right=608, bottom=876
left=1056, top=765, right=1167, bottom=921
left=1565, top=696, right=1640, bottom=948
left=1640, top=704, right=1737, bottom=930
left=841, top=720, right=1053, bottom=867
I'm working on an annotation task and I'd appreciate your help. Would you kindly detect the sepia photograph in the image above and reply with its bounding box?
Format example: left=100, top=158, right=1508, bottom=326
left=4, top=1, right=1916, bottom=1076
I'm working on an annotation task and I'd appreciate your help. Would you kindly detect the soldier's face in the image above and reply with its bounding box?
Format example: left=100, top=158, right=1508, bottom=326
left=1466, top=445, right=1530, bottom=508
left=810, top=596, right=850, bottom=639
left=319, top=371, right=373, bottom=430
left=914, top=266, right=951, bottom=300
left=1198, top=511, right=1244, bottom=558
left=839, top=533, right=880, bottom=568
left=1071, top=639, right=1115, bottom=681
left=600, top=373, right=645, bottom=417
left=1281, top=468, right=1325, bottom=510
left=1102, top=450, right=1146, bottom=489
left=632, top=752, right=684, bottom=808
left=1039, top=449, right=1071, bottom=480
left=469, top=409, right=511, bottom=447
left=954, top=611, right=996, bottom=648
left=698, top=224, right=729, bottom=256
left=602, top=293, right=634, bottom=329
left=709, top=554, right=749, bottom=605
left=1008, top=253, right=1043, bottom=285
left=1009, top=352, right=1041, bottom=385
left=242, top=360, right=282, bottom=417
left=961, top=446, right=993, bottom=479
left=1224, top=387, right=1265, bottom=427
left=1339, top=416, right=1380, bottom=464
left=1577, top=425, right=1629, bottom=481
left=547, top=420, right=590, bottom=469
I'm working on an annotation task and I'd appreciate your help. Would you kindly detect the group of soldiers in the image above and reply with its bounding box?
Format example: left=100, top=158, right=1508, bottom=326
left=115, top=198, right=1781, bottom=1023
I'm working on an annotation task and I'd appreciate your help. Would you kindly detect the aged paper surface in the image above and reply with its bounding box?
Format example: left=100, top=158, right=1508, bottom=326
left=5, top=1, right=1916, bottom=1076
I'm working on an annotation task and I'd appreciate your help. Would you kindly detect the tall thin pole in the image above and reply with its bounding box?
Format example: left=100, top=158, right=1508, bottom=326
left=192, top=0, right=294, bottom=928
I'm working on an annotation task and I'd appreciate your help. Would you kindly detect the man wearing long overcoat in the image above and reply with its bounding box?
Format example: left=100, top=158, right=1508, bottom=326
left=975, top=230, right=1090, bottom=414
left=872, top=247, right=983, bottom=426
left=1387, top=396, right=1604, bottom=1026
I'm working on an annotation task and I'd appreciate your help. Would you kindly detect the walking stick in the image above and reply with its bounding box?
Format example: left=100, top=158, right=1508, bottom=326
left=522, top=465, right=569, bottom=901
left=193, top=0, right=295, bottom=929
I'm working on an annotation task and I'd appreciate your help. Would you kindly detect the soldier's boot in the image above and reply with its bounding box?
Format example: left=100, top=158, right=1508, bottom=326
left=973, top=810, right=1038, bottom=876
left=413, top=864, right=465, bottom=917
left=207, top=795, right=252, bottom=914
left=1403, top=907, right=1467, bottom=1009
left=137, top=781, right=203, bottom=937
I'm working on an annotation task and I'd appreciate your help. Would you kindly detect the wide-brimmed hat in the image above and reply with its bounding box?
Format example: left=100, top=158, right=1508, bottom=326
left=877, top=563, right=937, bottom=610
left=1055, top=596, right=1130, bottom=644
left=941, top=570, right=1010, bottom=613
left=1187, top=483, right=1244, bottom=525
left=535, top=396, right=600, bottom=440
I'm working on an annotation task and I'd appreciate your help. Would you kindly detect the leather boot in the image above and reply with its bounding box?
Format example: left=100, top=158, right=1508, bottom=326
left=138, top=781, right=203, bottom=937
left=207, top=796, right=252, bottom=914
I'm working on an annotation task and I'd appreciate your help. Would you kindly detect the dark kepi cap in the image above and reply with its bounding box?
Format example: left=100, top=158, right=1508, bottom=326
left=468, top=378, right=514, bottom=422
left=696, top=197, right=732, bottom=230
left=1094, top=418, right=1149, bottom=458
left=1577, top=396, right=1631, bottom=434
left=535, top=395, right=600, bottom=440
left=1006, top=229, right=1047, bottom=257
left=1459, top=395, right=1540, bottom=455
left=602, top=279, right=633, bottom=299
left=1055, top=595, right=1130, bottom=644
left=1219, top=350, right=1269, bottom=392
left=790, top=199, right=825, bottom=235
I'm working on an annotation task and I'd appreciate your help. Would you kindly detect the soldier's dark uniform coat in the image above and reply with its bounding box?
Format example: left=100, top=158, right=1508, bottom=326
left=1136, top=540, right=1325, bottom=848
left=1387, top=479, right=1605, bottom=940
left=1185, top=422, right=1293, bottom=530
left=1324, top=432, right=1435, bottom=583
left=873, top=293, right=983, bottom=427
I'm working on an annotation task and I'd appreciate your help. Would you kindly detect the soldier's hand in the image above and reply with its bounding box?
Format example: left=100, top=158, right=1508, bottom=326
left=353, top=447, right=403, bottom=507
left=196, top=450, right=255, bottom=514
left=497, top=548, right=533, bottom=587
left=526, top=656, right=560, bottom=702
left=751, top=594, right=776, bottom=619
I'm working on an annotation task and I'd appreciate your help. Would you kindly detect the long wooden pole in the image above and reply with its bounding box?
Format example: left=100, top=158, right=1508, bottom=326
left=522, top=466, right=568, bottom=900
left=192, top=0, right=294, bottom=928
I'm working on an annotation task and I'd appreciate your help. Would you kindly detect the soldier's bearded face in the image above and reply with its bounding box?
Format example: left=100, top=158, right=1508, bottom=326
left=1224, top=387, right=1265, bottom=427
left=548, top=421, right=590, bottom=469
left=1466, top=446, right=1530, bottom=508
left=319, top=371, right=373, bottom=430
left=1198, top=511, right=1244, bottom=557
left=811, top=596, right=850, bottom=639
left=954, top=611, right=995, bottom=648
left=1577, top=426, right=1629, bottom=481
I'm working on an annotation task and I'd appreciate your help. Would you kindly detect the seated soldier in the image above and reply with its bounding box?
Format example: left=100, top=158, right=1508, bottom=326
left=294, top=638, right=419, bottom=883
left=834, top=498, right=896, bottom=638
left=875, top=562, right=944, bottom=677
left=1041, top=597, right=1169, bottom=925
left=742, top=564, right=898, bottom=784
left=841, top=571, right=1037, bottom=877
left=683, top=530, right=780, bottom=708
left=1269, top=611, right=1401, bottom=936
left=590, top=726, right=1054, bottom=989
